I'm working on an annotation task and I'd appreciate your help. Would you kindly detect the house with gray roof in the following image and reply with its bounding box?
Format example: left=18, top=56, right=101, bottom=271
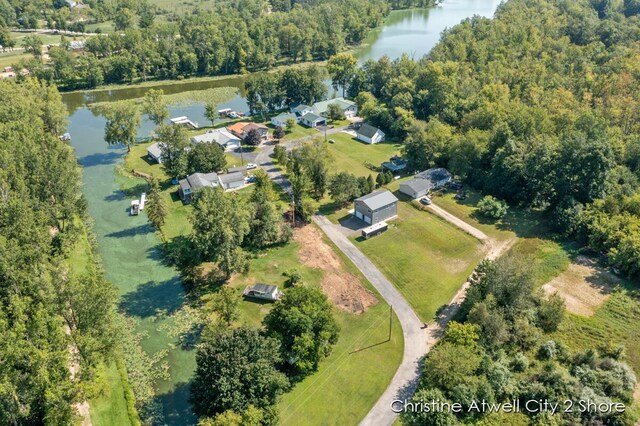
left=191, top=129, right=241, bottom=151
left=243, top=283, right=283, bottom=301
left=312, top=97, right=358, bottom=118
left=356, top=123, right=385, bottom=144
left=271, top=112, right=297, bottom=128
left=291, top=104, right=313, bottom=117
left=178, top=172, right=219, bottom=203
left=399, top=168, right=452, bottom=199
left=300, top=112, right=326, bottom=128
left=217, top=172, right=245, bottom=190
left=353, top=190, right=399, bottom=225
left=146, top=142, right=165, bottom=163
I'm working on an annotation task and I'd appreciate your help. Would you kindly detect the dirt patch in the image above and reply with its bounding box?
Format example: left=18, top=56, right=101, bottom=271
left=542, top=255, right=619, bottom=316
left=295, top=225, right=377, bottom=313
left=634, top=384, right=640, bottom=403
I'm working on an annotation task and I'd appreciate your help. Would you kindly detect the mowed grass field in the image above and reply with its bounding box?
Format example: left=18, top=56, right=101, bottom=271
left=327, top=132, right=401, bottom=178
left=351, top=201, right=484, bottom=321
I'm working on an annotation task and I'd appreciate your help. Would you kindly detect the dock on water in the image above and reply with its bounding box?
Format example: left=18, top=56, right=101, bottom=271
left=170, top=116, right=199, bottom=129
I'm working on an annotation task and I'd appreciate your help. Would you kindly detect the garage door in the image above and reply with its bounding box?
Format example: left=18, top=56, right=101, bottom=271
left=355, top=211, right=363, bottom=220
left=364, top=215, right=372, bottom=224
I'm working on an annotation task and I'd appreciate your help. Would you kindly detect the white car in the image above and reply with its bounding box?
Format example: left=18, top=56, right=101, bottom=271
left=420, top=196, right=432, bottom=205
left=246, top=163, right=257, bottom=169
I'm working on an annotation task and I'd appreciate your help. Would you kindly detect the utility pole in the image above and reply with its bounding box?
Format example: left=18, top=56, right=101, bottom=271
left=239, top=138, right=244, bottom=166
left=290, top=192, right=295, bottom=227
left=388, top=305, right=392, bottom=342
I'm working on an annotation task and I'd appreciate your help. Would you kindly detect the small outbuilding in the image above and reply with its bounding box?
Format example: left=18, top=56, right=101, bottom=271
left=356, top=123, right=385, bottom=144
left=243, top=283, right=283, bottom=301
left=399, top=168, right=452, bottom=199
left=353, top=190, right=399, bottom=225
left=146, top=142, right=165, bottom=163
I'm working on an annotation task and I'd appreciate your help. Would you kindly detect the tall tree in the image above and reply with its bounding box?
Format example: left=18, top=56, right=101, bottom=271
left=142, top=89, right=169, bottom=126
left=264, top=286, right=340, bottom=378
left=157, top=124, right=190, bottom=180
left=191, top=327, right=289, bottom=418
left=146, top=178, right=167, bottom=230
left=187, top=141, right=227, bottom=175
left=327, top=53, right=358, bottom=97
left=103, top=102, right=141, bottom=152
left=211, top=286, right=240, bottom=326
left=190, top=188, right=252, bottom=278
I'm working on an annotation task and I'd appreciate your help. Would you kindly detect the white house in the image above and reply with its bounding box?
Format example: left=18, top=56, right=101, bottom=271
left=243, top=283, right=283, bottom=301
left=300, top=112, right=327, bottom=128
left=312, top=97, right=358, bottom=119
left=146, top=142, right=165, bottom=163
left=356, top=123, right=385, bottom=144
left=218, top=172, right=245, bottom=190
left=291, top=104, right=313, bottom=117
left=191, top=129, right=241, bottom=151
left=271, top=112, right=297, bottom=128
left=178, top=172, right=219, bottom=203
left=399, top=168, right=452, bottom=199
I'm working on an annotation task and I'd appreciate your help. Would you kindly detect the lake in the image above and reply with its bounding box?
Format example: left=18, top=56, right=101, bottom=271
left=63, top=1, right=503, bottom=424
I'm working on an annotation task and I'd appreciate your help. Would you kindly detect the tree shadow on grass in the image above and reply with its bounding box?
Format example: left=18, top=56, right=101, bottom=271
left=119, top=278, right=185, bottom=318
left=152, top=381, right=197, bottom=426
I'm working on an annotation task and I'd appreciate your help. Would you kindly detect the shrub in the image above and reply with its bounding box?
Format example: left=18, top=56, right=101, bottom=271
left=477, top=195, right=508, bottom=219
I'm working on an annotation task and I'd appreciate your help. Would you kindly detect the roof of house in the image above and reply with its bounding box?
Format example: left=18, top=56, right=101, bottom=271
left=191, top=129, right=240, bottom=146
left=251, top=283, right=278, bottom=294
left=227, top=122, right=250, bottom=135
left=243, top=123, right=268, bottom=132
left=355, top=190, right=399, bottom=211
left=382, top=160, right=407, bottom=172
left=416, top=168, right=452, bottom=182
left=357, top=123, right=383, bottom=139
left=301, top=112, right=324, bottom=123
left=272, top=112, right=297, bottom=122
left=218, top=171, right=245, bottom=185
left=180, top=172, right=218, bottom=192
left=146, top=142, right=164, bottom=159
left=313, top=97, right=356, bottom=114
left=291, top=104, right=312, bottom=113
left=400, top=178, right=432, bottom=193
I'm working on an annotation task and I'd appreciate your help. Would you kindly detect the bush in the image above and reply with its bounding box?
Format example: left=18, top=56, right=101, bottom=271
left=477, top=195, right=508, bottom=219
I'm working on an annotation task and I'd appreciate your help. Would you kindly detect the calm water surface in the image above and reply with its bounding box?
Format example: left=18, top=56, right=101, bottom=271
left=63, top=1, right=502, bottom=423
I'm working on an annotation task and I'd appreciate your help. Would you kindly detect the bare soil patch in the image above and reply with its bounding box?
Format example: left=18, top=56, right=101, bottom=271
left=295, top=225, right=377, bottom=313
left=542, top=255, right=619, bottom=316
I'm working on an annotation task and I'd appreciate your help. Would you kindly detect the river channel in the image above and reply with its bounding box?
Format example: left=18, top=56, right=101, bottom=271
left=63, top=1, right=502, bottom=424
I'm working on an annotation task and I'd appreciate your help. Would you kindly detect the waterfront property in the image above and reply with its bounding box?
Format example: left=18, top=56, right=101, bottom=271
left=227, top=122, right=269, bottom=140
left=399, top=168, right=452, bottom=199
left=291, top=104, right=314, bottom=118
left=312, top=97, right=358, bottom=119
left=178, top=172, right=218, bottom=203
left=356, top=123, right=385, bottom=144
left=146, top=141, right=164, bottom=163
left=191, top=128, right=241, bottom=151
left=353, top=190, right=399, bottom=225
left=271, top=112, right=298, bottom=128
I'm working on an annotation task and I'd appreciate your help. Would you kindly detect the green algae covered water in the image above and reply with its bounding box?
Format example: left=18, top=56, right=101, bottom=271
left=63, top=1, right=502, bottom=423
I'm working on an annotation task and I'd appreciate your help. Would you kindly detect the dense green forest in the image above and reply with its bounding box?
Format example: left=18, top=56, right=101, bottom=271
left=2, top=0, right=410, bottom=89
left=336, top=0, right=640, bottom=278
left=0, top=79, right=119, bottom=423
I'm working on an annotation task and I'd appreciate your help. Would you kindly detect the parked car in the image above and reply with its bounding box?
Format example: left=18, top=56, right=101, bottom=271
left=329, top=139, right=335, bottom=143
left=420, top=197, right=432, bottom=205
left=246, top=176, right=256, bottom=183
left=454, top=190, right=467, bottom=200
left=449, top=181, right=463, bottom=190
left=246, top=163, right=257, bottom=169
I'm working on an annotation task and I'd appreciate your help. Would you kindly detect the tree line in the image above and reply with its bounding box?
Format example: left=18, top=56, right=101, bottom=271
left=0, top=78, right=119, bottom=424
left=11, top=0, right=392, bottom=90
left=333, top=0, right=640, bottom=277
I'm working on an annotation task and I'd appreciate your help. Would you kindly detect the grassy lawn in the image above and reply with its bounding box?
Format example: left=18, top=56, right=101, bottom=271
left=89, top=362, right=132, bottom=426
left=351, top=201, right=484, bottom=321
left=326, top=132, right=401, bottom=178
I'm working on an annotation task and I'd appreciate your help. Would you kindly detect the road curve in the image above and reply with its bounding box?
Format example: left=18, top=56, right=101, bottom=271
left=313, top=215, right=428, bottom=426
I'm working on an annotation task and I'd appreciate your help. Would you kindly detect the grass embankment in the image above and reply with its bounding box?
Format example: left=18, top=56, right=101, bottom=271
left=350, top=201, right=484, bottom=321
left=123, top=140, right=404, bottom=424
left=66, top=220, right=135, bottom=426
